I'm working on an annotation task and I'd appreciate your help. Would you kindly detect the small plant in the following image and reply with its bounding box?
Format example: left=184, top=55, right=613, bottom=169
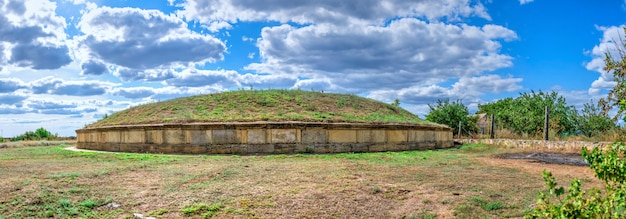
left=80, top=199, right=99, bottom=210
left=526, top=142, right=626, bottom=218
left=371, top=185, right=382, bottom=194
left=482, top=201, right=505, bottom=211
left=182, top=202, right=223, bottom=218
left=147, top=208, right=169, bottom=216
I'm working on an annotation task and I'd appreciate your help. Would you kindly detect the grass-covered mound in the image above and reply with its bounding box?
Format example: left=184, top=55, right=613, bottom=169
left=87, top=89, right=430, bottom=128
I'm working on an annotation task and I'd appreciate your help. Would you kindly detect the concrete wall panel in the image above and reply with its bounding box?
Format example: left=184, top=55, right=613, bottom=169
left=302, top=129, right=327, bottom=143
left=271, top=129, right=297, bottom=143
left=328, top=130, right=357, bottom=143
left=388, top=130, right=408, bottom=143
left=247, top=129, right=266, bottom=144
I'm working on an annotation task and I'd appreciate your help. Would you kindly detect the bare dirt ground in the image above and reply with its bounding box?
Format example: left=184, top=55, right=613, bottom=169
left=0, top=144, right=603, bottom=219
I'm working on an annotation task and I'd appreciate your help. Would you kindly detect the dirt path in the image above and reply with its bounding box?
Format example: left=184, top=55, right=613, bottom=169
left=477, top=153, right=603, bottom=188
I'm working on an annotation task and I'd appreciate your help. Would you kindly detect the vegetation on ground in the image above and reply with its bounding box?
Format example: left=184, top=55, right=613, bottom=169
left=527, top=142, right=626, bottom=218
left=86, top=89, right=433, bottom=128
left=425, top=99, right=478, bottom=136
left=11, top=127, right=58, bottom=141
left=0, top=143, right=590, bottom=218
left=478, top=90, right=578, bottom=136
left=426, top=90, right=618, bottom=141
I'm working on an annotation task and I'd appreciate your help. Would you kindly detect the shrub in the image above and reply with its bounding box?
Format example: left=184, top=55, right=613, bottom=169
left=526, top=142, right=626, bottom=218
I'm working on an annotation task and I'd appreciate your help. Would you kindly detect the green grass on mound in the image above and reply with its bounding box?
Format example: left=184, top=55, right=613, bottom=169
left=87, top=89, right=433, bottom=128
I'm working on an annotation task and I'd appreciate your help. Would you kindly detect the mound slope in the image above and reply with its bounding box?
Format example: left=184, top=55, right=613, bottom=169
left=87, top=89, right=435, bottom=128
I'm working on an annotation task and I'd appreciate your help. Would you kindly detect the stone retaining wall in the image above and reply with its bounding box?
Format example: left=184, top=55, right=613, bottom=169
left=76, top=122, right=453, bottom=154
left=457, top=138, right=614, bottom=153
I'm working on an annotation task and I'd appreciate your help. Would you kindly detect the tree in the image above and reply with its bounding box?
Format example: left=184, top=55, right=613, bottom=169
left=11, top=127, right=57, bottom=141
left=578, top=100, right=615, bottom=137
left=599, top=27, right=626, bottom=122
left=478, top=90, right=578, bottom=136
left=425, top=99, right=477, bottom=136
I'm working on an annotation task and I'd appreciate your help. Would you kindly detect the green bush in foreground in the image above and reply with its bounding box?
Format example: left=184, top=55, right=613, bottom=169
left=526, top=142, right=626, bottom=218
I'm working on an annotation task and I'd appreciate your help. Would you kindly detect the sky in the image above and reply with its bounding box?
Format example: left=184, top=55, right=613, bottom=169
left=0, top=0, right=625, bottom=137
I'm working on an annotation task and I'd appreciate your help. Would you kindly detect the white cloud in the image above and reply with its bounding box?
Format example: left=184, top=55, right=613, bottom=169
left=368, top=74, right=523, bottom=106
left=0, top=0, right=71, bottom=70
left=178, top=0, right=491, bottom=29
left=585, top=25, right=624, bottom=95
left=75, top=6, right=227, bottom=81
left=247, top=19, right=516, bottom=93
left=30, top=76, right=117, bottom=96
left=519, top=0, right=534, bottom=5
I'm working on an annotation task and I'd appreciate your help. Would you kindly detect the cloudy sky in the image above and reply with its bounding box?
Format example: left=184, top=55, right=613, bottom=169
left=0, top=0, right=625, bottom=137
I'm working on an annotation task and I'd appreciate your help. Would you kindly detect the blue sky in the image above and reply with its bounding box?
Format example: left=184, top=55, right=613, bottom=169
left=0, top=0, right=625, bottom=137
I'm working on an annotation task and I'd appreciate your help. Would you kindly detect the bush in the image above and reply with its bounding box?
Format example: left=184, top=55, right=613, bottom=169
left=526, top=142, right=626, bottom=218
left=11, top=127, right=58, bottom=141
left=425, top=99, right=477, bottom=136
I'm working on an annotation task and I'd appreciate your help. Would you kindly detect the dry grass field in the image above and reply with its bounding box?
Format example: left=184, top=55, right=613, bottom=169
left=0, top=143, right=600, bottom=218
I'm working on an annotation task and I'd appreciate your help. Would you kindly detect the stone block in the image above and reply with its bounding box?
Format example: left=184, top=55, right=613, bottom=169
left=274, top=144, right=296, bottom=154
left=387, top=130, right=408, bottom=143
left=369, top=143, right=387, bottom=152
left=302, top=129, right=327, bottom=143
left=409, top=130, right=424, bottom=142
left=270, top=129, right=297, bottom=143
left=146, top=130, right=163, bottom=144
left=247, top=129, right=267, bottom=144
left=123, top=130, right=144, bottom=143
left=106, top=131, right=121, bottom=143
left=213, top=129, right=239, bottom=144
left=351, top=143, right=369, bottom=152
left=248, top=144, right=274, bottom=153
left=165, top=129, right=185, bottom=144
left=188, top=130, right=211, bottom=145
left=358, top=130, right=385, bottom=143
left=328, top=130, right=357, bottom=143
left=332, top=144, right=352, bottom=153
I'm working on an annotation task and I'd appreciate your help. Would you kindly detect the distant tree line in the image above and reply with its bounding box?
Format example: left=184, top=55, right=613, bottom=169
left=425, top=90, right=617, bottom=139
left=11, top=128, right=58, bottom=141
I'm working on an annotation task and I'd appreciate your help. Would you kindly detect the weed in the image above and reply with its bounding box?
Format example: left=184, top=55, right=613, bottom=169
left=80, top=199, right=99, bottom=210
left=371, top=185, right=382, bottom=194
left=147, top=208, right=169, bottom=216
left=482, top=201, right=505, bottom=211
left=182, top=202, right=223, bottom=218
left=422, top=213, right=437, bottom=219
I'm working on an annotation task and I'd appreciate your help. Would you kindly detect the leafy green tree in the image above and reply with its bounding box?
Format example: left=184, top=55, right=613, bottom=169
left=425, top=99, right=477, bottom=136
left=11, top=127, right=57, bottom=141
left=578, top=100, right=615, bottom=137
left=478, top=90, right=578, bottom=136
left=599, top=27, right=626, bottom=122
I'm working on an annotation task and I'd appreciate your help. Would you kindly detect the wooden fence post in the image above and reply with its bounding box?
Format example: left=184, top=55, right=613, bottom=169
left=490, top=114, right=495, bottom=139
left=458, top=121, right=462, bottom=139
left=543, top=106, right=550, bottom=141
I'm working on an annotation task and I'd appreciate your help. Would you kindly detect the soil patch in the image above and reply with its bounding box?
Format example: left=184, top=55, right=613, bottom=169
left=496, top=152, right=588, bottom=166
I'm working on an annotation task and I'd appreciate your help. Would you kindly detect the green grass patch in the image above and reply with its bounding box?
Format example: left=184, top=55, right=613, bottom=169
left=182, top=202, right=223, bottom=218
left=85, top=89, right=434, bottom=127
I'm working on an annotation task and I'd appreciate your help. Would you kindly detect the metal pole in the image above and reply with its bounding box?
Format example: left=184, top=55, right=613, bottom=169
left=543, top=106, right=550, bottom=141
